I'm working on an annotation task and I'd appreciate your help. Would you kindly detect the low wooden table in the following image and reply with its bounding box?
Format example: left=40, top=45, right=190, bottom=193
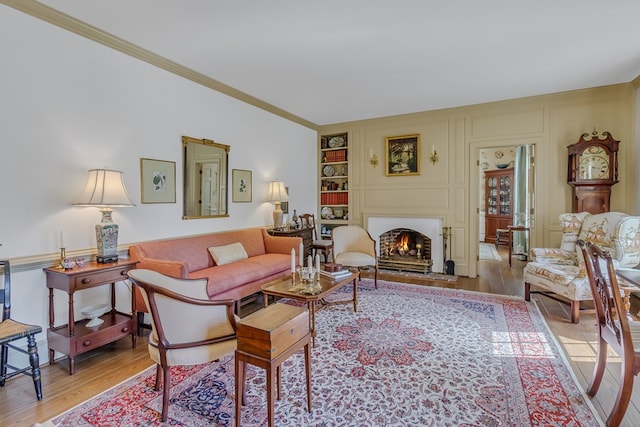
left=615, top=268, right=640, bottom=317
left=235, top=303, right=311, bottom=427
left=508, top=225, right=530, bottom=267
left=261, top=271, right=359, bottom=347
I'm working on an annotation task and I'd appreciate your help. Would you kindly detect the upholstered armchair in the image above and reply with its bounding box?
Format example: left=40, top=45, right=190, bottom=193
left=127, top=269, right=239, bottom=422
left=332, top=225, right=378, bottom=288
left=524, top=212, right=640, bottom=323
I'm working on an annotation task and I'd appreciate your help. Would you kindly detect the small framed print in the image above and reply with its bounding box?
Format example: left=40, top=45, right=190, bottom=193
left=385, top=134, right=420, bottom=176
left=281, top=187, right=290, bottom=214
left=232, top=169, right=252, bottom=202
left=140, top=158, right=176, bottom=203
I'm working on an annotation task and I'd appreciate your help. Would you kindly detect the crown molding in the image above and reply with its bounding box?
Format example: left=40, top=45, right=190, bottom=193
left=1, top=0, right=318, bottom=130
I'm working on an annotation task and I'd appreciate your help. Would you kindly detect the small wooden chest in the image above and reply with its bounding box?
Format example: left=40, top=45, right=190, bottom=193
left=237, top=303, right=309, bottom=360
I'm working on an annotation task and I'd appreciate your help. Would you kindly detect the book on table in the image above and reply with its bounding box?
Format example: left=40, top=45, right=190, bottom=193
left=319, top=269, right=351, bottom=279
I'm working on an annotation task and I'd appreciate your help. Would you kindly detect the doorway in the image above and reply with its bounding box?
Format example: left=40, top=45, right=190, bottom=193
left=472, top=143, right=536, bottom=277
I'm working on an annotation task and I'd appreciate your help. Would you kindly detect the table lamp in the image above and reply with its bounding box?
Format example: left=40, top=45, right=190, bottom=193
left=73, top=168, right=135, bottom=263
left=266, top=180, right=288, bottom=229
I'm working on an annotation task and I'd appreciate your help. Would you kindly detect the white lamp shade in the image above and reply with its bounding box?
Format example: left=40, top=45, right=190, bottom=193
left=73, top=169, right=135, bottom=207
left=266, top=180, right=288, bottom=202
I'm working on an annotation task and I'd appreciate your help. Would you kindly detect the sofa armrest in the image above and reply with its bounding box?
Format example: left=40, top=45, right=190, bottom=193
left=135, top=257, right=190, bottom=279
left=529, top=248, right=577, bottom=265
left=615, top=216, right=640, bottom=268
left=262, top=229, right=302, bottom=255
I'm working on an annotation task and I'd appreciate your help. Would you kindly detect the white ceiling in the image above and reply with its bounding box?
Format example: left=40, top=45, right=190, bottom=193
left=29, top=1, right=640, bottom=126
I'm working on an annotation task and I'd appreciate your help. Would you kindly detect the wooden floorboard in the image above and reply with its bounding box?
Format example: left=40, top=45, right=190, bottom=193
left=2, top=246, right=639, bottom=426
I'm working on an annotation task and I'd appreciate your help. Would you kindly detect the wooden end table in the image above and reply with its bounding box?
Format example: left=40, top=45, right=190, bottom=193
left=261, top=271, right=359, bottom=347
left=44, top=259, right=137, bottom=374
left=235, top=303, right=311, bottom=427
left=508, top=225, right=530, bottom=267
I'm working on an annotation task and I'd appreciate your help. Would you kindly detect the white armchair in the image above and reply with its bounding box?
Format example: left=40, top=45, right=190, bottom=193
left=127, top=269, right=238, bottom=422
left=524, top=212, right=640, bottom=323
left=332, top=226, right=378, bottom=288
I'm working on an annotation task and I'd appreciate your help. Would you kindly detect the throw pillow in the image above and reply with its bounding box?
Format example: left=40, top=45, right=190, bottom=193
left=208, top=242, right=248, bottom=266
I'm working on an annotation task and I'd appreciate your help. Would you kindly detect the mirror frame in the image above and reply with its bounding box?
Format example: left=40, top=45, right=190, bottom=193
left=182, top=135, right=230, bottom=219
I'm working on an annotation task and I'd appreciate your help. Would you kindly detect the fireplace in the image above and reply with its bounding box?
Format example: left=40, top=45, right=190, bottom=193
left=367, top=216, right=445, bottom=273
left=378, top=228, right=432, bottom=273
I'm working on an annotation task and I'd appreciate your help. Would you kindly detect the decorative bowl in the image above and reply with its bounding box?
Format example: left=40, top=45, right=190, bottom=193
left=81, top=303, right=109, bottom=327
left=496, top=163, right=509, bottom=169
left=61, top=258, right=76, bottom=270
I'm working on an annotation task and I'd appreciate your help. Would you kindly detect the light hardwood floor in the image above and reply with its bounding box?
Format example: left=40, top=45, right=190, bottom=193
left=2, top=247, right=639, bottom=426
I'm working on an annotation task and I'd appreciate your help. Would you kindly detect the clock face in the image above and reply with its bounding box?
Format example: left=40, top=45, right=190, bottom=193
left=578, top=146, right=609, bottom=180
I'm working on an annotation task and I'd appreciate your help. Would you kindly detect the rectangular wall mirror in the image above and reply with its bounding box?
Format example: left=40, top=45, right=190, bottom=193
left=182, top=135, right=230, bottom=219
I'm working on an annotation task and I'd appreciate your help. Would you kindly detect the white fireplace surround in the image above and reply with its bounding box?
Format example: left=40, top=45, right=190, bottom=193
left=367, top=216, right=445, bottom=273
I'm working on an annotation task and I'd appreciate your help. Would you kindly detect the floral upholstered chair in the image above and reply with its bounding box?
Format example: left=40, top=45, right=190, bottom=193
left=524, top=212, right=640, bottom=323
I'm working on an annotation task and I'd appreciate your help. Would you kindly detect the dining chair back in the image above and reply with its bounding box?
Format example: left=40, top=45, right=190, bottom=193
left=578, top=240, right=640, bottom=427
left=299, top=213, right=333, bottom=263
left=0, top=260, right=42, bottom=400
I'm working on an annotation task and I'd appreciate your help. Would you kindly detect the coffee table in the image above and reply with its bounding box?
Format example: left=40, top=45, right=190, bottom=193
left=261, top=271, right=359, bottom=346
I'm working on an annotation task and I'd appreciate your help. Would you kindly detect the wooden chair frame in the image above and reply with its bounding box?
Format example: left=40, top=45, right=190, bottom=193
left=128, top=270, right=240, bottom=422
left=578, top=240, right=640, bottom=427
left=299, top=213, right=334, bottom=263
left=0, top=260, right=42, bottom=400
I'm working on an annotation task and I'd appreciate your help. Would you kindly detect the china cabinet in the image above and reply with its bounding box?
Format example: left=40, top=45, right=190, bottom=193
left=319, top=132, right=349, bottom=238
left=484, top=168, right=513, bottom=244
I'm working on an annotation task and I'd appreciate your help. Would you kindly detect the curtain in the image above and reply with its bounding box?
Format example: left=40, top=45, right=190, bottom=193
left=513, top=145, right=530, bottom=255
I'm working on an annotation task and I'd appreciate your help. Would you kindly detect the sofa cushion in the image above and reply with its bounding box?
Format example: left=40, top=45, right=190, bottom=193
left=529, top=248, right=576, bottom=265
left=614, top=216, right=640, bottom=268
left=559, top=212, right=590, bottom=252
left=208, top=242, right=248, bottom=266
left=193, top=253, right=291, bottom=296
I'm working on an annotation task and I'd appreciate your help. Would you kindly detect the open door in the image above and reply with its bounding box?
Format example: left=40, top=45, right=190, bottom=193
left=513, top=145, right=535, bottom=253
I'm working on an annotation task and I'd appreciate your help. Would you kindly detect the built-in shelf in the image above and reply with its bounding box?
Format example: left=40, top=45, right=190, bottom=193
left=319, top=132, right=349, bottom=238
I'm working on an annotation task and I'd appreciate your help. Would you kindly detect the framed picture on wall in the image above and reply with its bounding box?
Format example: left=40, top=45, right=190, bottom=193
left=232, top=169, right=252, bottom=202
left=385, top=134, right=420, bottom=176
left=140, top=158, right=176, bottom=203
left=281, top=186, right=289, bottom=214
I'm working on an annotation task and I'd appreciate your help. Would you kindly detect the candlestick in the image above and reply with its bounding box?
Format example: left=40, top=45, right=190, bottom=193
left=299, top=242, right=304, bottom=266
left=291, top=248, right=295, bottom=273
left=316, top=254, right=320, bottom=273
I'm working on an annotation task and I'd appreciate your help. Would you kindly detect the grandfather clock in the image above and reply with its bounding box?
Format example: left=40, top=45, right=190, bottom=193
left=567, top=130, right=619, bottom=214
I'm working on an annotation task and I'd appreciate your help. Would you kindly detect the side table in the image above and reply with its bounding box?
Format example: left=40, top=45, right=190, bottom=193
left=508, top=225, right=530, bottom=267
left=268, top=227, right=313, bottom=260
left=44, top=259, right=137, bottom=374
left=235, top=303, right=311, bottom=427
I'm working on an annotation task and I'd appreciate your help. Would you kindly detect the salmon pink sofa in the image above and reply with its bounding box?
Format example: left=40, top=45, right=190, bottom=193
left=129, top=227, right=301, bottom=328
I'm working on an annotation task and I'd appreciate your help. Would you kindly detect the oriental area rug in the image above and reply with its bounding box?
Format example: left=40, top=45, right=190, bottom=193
left=42, top=280, right=602, bottom=426
left=479, top=242, right=502, bottom=261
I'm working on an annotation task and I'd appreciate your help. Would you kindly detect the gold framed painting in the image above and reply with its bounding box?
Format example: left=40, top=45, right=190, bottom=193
left=385, top=134, right=420, bottom=176
left=140, top=158, right=176, bottom=203
left=232, top=169, right=252, bottom=202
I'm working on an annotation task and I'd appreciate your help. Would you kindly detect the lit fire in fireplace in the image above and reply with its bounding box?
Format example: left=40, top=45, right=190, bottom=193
left=396, top=232, right=409, bottom=254
left=379, top=227, right=432, bottom=273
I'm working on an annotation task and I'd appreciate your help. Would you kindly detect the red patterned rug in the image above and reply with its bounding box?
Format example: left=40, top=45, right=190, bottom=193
left=42, top=280, right=602, bottom=426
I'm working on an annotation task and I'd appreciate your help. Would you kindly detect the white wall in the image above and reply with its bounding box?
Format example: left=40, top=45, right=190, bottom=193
left=0, top=6, right=317, bottom=351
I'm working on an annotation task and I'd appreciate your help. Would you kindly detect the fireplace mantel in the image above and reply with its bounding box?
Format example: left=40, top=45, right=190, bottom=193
left=366, top=215, right=445, bottom=274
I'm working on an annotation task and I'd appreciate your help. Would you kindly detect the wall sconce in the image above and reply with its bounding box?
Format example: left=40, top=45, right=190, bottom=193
left=429, top=145, right=439, bottom=165
left=369, top=149, right=378, bottom=167
left=73, top=169, right=135, bottom=263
